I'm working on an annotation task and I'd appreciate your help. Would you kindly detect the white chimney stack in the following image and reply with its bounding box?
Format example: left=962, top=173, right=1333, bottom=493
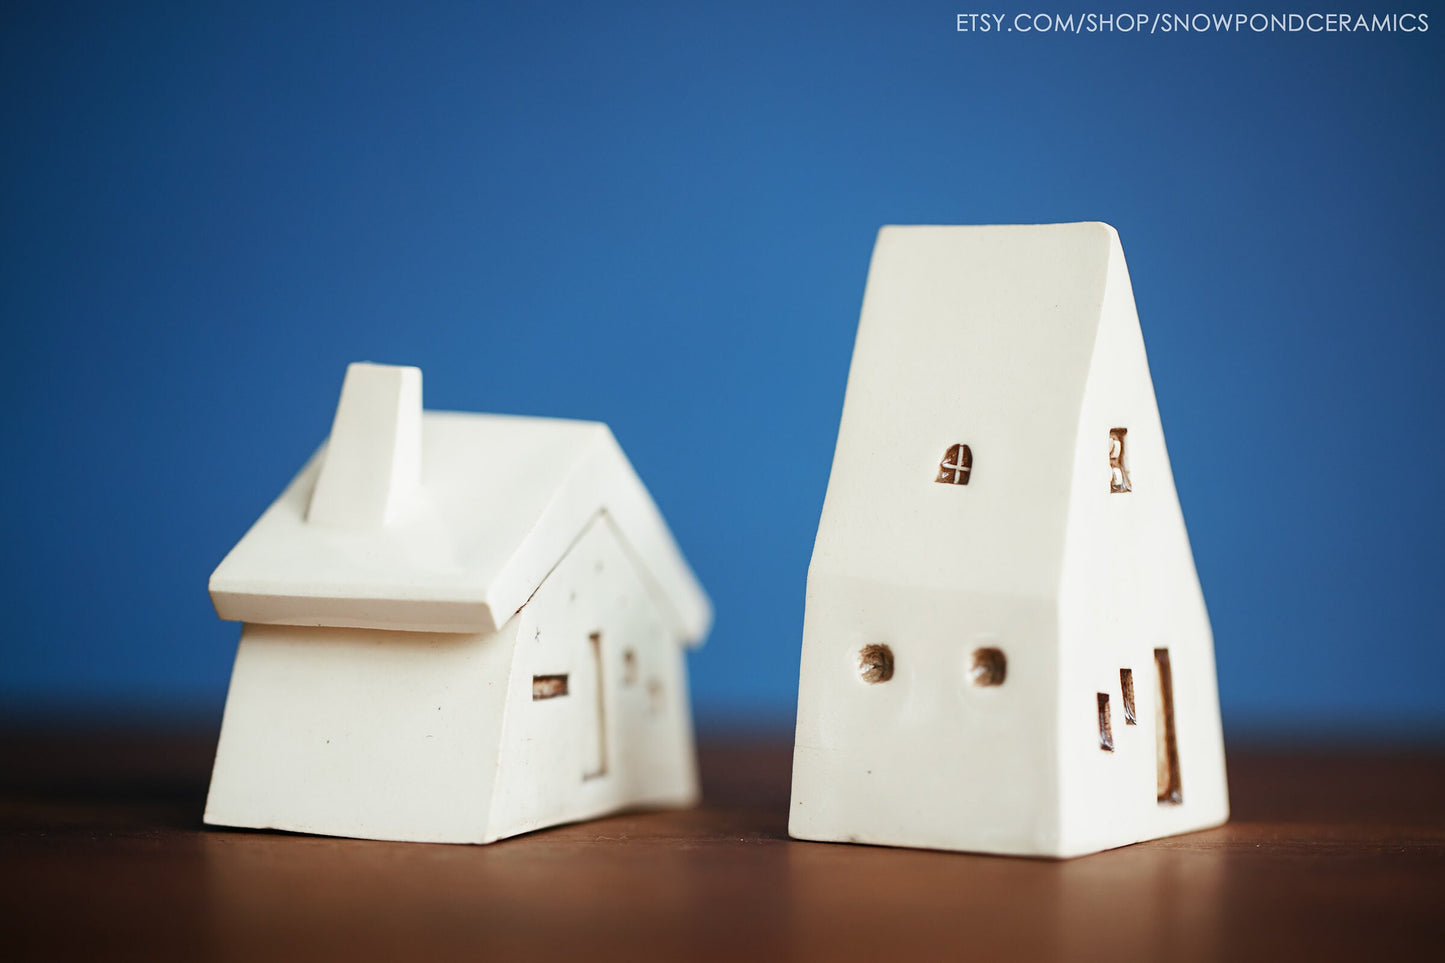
left=306, top=362, right=423, bottom=528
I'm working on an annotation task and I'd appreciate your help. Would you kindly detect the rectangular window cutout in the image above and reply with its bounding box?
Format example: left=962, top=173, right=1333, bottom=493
left=532, top=674, right=568, bottom=700
left=1109, top=428, right=1132, bottom=493
left=583, top=631, right=608, bottom=780
left=1154, top=648, right=1182, bottom=804
left=1120, top=668, right=1137, bottom=725
left=1097, top=693, right=1114, bottom=751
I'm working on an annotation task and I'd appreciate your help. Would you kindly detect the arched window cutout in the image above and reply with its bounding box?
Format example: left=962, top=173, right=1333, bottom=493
left=1109, top=428, right=1132, bottom=494
left=936, top=444, right=973, bottom=485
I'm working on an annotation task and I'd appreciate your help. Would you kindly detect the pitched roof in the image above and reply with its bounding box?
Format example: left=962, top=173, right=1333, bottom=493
left=209, top=366, right=710, bottom=643
left=810, top=222, right=1126, bottom=600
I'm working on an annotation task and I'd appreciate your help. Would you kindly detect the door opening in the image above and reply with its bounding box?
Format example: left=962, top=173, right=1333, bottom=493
left=1154, top=648, right=1182, bottom=804
left=583, top=631, right=608, bottom=780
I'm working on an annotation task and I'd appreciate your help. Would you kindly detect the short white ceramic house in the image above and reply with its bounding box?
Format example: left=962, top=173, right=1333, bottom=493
left=791, top=223, right=1229, bottom=858
left=205, top=363, right=711, bottom=844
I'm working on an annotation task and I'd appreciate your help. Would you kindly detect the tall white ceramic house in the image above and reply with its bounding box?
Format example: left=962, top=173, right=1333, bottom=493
left=205, top=363, right=710, bottom=845
left=790, top=223, right=1228, bottom=858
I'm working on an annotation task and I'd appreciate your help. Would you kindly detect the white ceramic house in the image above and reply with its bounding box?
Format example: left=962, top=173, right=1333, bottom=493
left=205, top=363, right=711, bottom=844
left=790, top=223, right=1229, bottom=858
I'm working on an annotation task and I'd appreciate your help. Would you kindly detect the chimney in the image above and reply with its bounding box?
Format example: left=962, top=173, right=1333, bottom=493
left=306, top=362, right=423, bottom=528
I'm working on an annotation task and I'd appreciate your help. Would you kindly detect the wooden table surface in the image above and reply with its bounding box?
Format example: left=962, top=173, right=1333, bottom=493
left=1, top=726, right=1442, bottom=962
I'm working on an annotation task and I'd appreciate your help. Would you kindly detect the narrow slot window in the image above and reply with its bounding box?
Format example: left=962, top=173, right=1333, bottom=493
left=1109, top=428, right=1132, bottom=493
left=1097, top=693, right=1114, bottom=751
left=1120, top=668, right=1137, bottom=725
left=532, top=674, right=568, bottom=700
left=1154, top=648, right=1182, bottom=804
left=584, top=631, right=608, bottom=779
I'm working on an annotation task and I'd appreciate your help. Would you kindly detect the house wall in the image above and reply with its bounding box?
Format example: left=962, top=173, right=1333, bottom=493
left=485, top=514, right=698, bottom=843
left=791, top=575, right=1062, bottom=855
left=204, top=620, right=516, bottom=844
left=806, top=224, right=1112, bottom=603
left=1055, top=233, right=1229, bottom=857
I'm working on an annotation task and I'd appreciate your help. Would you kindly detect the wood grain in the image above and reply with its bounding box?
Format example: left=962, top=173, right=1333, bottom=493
left=1, top=727, right=1442, bottom=961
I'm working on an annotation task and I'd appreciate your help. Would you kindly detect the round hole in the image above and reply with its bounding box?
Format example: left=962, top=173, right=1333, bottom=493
left=857, top=644, right=894, bottom=684
left=969, top=647, right=1006, bottom=686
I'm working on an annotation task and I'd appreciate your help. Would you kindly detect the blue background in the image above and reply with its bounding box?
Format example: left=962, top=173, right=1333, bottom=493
left=3, top=2, right=1441, bottom=736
